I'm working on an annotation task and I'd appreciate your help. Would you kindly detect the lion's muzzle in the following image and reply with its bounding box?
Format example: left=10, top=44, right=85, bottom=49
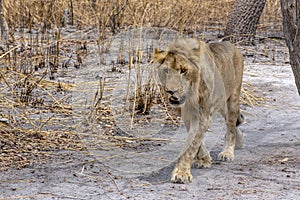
left=166, top=89, right=186, bottom=106
left=167, top=92, right=186, bottom=106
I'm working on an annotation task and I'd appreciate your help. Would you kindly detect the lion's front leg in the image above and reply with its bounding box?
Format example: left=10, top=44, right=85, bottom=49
left=192, top=142, right=212, bottom=168
left=171, top=147, right=199, bottom=184
left=171, top=161, right=193, bottom=184
left=171, top=119, right=209, bottom=184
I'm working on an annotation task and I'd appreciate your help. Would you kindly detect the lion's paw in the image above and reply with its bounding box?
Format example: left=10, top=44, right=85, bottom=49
left=171, top=167, right=193, bottom=184
left=192, top=155, right=212, bottom=168
left=218, top=150, right=234, bottom=161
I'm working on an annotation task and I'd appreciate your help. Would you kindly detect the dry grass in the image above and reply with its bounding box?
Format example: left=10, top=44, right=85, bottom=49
left=0, top=126, right=84, bottom=170
left=2, top=0, right=281, bottom=35
left=0, top=0, right=283, bottom=170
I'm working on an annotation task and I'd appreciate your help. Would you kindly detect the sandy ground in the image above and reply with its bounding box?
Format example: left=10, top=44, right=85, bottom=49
left=1, top=30, right=300, bottom=200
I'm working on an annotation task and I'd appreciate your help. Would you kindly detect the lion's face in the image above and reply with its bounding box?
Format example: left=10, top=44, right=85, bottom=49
left=153, top=50, right=195, bottom=107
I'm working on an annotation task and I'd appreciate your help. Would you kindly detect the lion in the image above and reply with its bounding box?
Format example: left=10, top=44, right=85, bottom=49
left=152, top=38, right=244, bottom=184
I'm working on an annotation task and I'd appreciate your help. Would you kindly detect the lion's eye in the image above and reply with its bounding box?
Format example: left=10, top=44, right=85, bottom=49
left=180, top=68, right=187, bottom=74
left=163, top=68, right=169, bottom=74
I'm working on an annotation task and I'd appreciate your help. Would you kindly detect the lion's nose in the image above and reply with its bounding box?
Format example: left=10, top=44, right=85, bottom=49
left=166, top=90, right=174, bottom=95
left=169, top=96, right=179, bottom=102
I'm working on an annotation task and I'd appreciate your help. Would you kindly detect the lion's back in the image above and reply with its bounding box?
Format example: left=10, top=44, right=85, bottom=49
left=209, top=41, right=243, bottom=68
left=209, top=41, right=244, bottom=88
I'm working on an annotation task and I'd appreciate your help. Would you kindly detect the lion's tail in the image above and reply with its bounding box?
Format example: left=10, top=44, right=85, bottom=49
left=236, top=112, right=244, bottom=127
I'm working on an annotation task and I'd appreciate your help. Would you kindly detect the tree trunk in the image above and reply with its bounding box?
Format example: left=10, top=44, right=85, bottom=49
left=0, top=0, right=8, bottom=41
left=0, top=0, right=3, bottom=37
left=224, top=0, right=266, bottom=44
left=281, top=0, right=300, bottom=95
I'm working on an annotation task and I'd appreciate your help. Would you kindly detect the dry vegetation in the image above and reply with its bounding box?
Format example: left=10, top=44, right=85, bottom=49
left=2, top=0, right=281, bottom=35
left=0, top=0, right=283, bottom=170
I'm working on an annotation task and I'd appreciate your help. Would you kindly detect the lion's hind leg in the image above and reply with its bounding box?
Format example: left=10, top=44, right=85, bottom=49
left=235, top=125, right=244, bottom=149
left=218, top=95, right=243, bottom=161
left=192, top=142, right=212, bottom=168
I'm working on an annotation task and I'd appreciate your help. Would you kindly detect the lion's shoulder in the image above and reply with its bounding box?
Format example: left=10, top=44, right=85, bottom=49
left=208, top=41, right=236, bottom=55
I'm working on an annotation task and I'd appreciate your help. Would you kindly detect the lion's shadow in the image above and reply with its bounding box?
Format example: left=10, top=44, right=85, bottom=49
left=138, top=150, right=221, bottom=184
left=138, top=163, right=175, bottom=184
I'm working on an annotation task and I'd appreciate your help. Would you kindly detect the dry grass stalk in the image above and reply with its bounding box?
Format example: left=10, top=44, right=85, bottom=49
left=241, top=82, right=266, bottom=106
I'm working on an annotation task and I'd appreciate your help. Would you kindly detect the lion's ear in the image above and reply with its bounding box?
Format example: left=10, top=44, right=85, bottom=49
left=193, top=41, right=205, bottom=56
left=152, top=48, right=167, bottom=64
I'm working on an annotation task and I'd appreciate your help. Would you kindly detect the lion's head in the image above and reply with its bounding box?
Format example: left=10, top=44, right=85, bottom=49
left=152, top=39, right=208, bottom=107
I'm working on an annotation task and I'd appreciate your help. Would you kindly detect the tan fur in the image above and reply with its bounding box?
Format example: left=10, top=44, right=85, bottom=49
left=153, top=38, right=244, bottom=184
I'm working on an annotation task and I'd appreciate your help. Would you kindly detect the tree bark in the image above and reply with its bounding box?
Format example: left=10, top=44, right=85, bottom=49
left=0, top=0, right=3, bottom=38
left=281, top=0, right=300, bottom=95
left=0, top=0, right=8, bottom=41
left=224, top=0, right=266, bottom=44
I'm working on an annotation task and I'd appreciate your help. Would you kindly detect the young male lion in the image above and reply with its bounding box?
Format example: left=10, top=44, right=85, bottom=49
left=152, top=38, right=244, bottom=184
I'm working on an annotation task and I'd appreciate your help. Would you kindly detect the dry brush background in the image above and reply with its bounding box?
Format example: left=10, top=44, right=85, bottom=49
left=2, top=0, right=281, bottom=34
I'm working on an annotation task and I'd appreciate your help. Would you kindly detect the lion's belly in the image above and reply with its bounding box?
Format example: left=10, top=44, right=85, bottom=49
left=217, top=65, right=236, bottom=100
left=210, top=70, right=227, bottom=114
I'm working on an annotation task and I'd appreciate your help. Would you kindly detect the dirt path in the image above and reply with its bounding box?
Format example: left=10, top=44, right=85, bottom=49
left=1, top=61, right=299, bottom=199
left=1, top=27, right=299, bottom=200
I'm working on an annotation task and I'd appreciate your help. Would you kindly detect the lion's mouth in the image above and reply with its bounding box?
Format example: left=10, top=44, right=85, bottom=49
left=169, top=96, right=186, bottom=106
